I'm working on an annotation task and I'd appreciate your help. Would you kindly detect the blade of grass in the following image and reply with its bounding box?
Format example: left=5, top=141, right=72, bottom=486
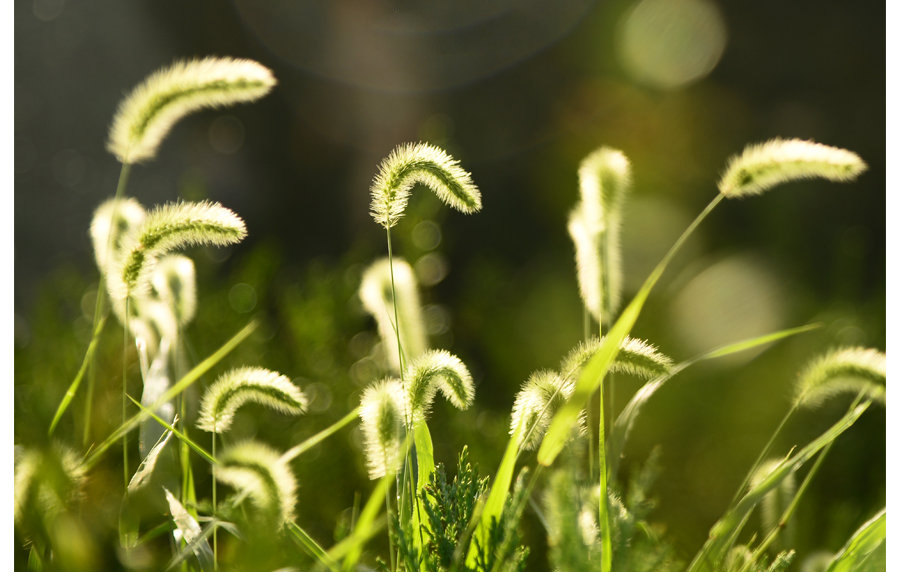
left=824, top=508, right=886, bottom=572
left=83, top=321, right=256, bottom=469
left=686, top=400, right=871, bottom=572
left=325, top=474, right=391, bottom=571
left=608, top=323, right=820, bottom=478
left=287, top=520, right=340, bottom=572
left=281, top=407, right=361, bottom=463
left=49, top=317, right=107, bottom=436
left=538, top=194, right=723, bottom=466
left=127, top=395, right=217, bottom=465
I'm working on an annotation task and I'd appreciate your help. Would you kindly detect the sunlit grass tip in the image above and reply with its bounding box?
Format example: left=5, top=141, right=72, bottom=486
left=569, top=147, right=631, bottom=322
left=718, top=138, right=867, bottom=198
left=793, top=346, right=886, bottom=408
left=107, top=56, right=276, bottom=164
left=197, top=366, right=308, bottom=434
left=216, top=440, right=297, bottom=525
left=359, top=257, right=428, bottom=372
left=359, top=379, right=407, bottom=479
left=90, top=197, right=146, bottom=274
left=510, top=370, right=577, bottom=451
left=109, top=200, right=246, bottom=300
left=369, top=142, right=482, bottom=229
left=405, top=349, right=475, bottom=424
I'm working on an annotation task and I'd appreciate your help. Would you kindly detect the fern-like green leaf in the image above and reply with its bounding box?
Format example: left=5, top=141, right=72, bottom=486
left=793, top=346, right=885, bottom=408
left=110, top=200, right=246, bottom=299
left=718, top=138, right=866, bottom=198
left=359, top=379, right=408, bottom=479
left=359, top=257, right=428, bottom=373
left=196, top=367, right=307, bottom=434
left=107, top=57, right=276, bottom=164
left=369, top=142, right=482, bottom=229
left=216, top=441, right=297, bottom=525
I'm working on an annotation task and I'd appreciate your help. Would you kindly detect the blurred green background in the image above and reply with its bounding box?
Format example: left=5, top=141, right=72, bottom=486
left=15, top=0, right=884, bottom=569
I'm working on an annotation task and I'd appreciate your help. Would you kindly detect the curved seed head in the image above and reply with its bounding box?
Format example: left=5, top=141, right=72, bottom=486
left=15, top=444, right=86, bottom=527
left=405, top=349, right=475, bottom=424
left=359, top=257, right=428, bottom=373
left=510, top=370, right=576, bottom=451
left=109, top=200, right=246, bottom=300
left=718, top=138, right=866, bottom=198
left=793, top=346, right=885, bottom=408
left=197, top=367, right=307, bottom=434
left=359, top=379, right=407, bottom=479
left=108, top=57, right=276, bottom=164
left=560, top=336, right=673, bottom=382
left=216, top=440, right=297, bottom=525
left=90, top=197, right=146, bottom=276
left=369, top=142, right=481, bottom=229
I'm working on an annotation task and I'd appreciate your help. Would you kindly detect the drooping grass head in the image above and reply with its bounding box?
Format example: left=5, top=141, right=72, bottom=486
left=107, top=57, right=276, bottom=164
left=369, top=142, right=482, bottom=229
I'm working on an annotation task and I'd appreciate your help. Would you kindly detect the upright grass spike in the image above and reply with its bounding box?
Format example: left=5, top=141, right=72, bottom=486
left=150, top=254, right=198, bottom=327
left=109, top=200, right=247, bottom=300
left=404, top=349, right=475, bottom=424
left=560, top=335, right=672, bottom=382
left=359, top=379, right=408, bottom=479
left=510, top=370, right=577, bottom=452
left=90, top=197, right=147, bottom=275
left=107, top=56, right=276, bottom=164
left=369, top=142, right=482, bottom=229
left=215, top=441, right=298, bottom=525
left=718, top=138, right=867, bottom=198
left=359, top=257, right=428, bottom=373
left=196, top=366, right=308, bottom=434
left=793, top=346, right=886, bottom=408
left=568, top=147, right=631, bottom=324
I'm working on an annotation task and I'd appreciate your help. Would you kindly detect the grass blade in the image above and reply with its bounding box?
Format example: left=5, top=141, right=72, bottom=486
left=825, top=508, right=886, bottom=572
left=127, top=396, right=217, bottom=465
left=608, top=323, right=820, bottom=476
left=83, top=320, right=257, bottom=469
left=686, top=401, right=871, bottom=572
left=281, top=407, right=361, bottom=463
left=127, top=419, right=175, bottom=493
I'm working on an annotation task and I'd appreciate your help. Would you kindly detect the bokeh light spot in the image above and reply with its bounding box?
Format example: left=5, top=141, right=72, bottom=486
left=617, top=0, right=727, bottom=90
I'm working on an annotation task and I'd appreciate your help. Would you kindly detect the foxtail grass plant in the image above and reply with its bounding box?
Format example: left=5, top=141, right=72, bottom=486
left=17, top=54, right=885, bottom=572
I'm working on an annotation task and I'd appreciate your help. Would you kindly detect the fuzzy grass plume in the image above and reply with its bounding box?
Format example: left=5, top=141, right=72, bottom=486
left=793, top=346, right=886, bottom=408
left=560, top=335, right=673, bottom=382
left=110, top=200, right=246, bottom=300
left=215, top=441, right=298, bottom=524
left=510, top=371, right=576, bottom=451
left=718, top=138, right=866, bottom=198
left=359, top=257, right=428, bottom=372
left=359, top=379, right=407, bottom=479
left=369, top=142, right=481, bottom=228
left=568, top=147, right=631, bottom=322
left=197, top=367, right=308, bottom=434
left=90, top=197, right=147, bottom=274
left=405, top=349, right=475, bottom=424
left=107, top=57, right=276, bottom=164
left=150, top=254, right=198, bottom=327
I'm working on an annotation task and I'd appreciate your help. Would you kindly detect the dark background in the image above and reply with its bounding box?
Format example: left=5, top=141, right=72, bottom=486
left=14, top=0, right=885, bottom=569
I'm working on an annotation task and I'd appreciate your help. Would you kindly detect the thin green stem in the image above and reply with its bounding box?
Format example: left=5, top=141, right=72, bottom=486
left=84, top=163, right=131, bottom=441
left=122, top=300, right=130, bottom=488
left=597, top=373, right=612, bottom=572
left=743, top=394, right=868, bottom=570
left=728, top=404, right=797, bottom=510
left=212, top=434, right=218, bottom=570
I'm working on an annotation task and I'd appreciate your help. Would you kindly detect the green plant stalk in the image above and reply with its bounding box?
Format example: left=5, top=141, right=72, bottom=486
left=743, top=393, right=868, bottom=570
left=123, top=301, right=131, bottom=488
left=597, top=376, right=612, bottom=572
left=281, top=407, right=362, bottom=463
left=539, top=193, right=724, bottom=466
left=83, top=321, right=257, bottom=470
left=77, top=163, right=132, bottom=443
left=686, top=400, right=871, bottom=572
left=287, top=521, right=340, bottom=572
left=127, top=395, right=217, bottom=465
left=727, top=404, right=797, bottom=510
left=212, top=433, right=218, bottom=570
